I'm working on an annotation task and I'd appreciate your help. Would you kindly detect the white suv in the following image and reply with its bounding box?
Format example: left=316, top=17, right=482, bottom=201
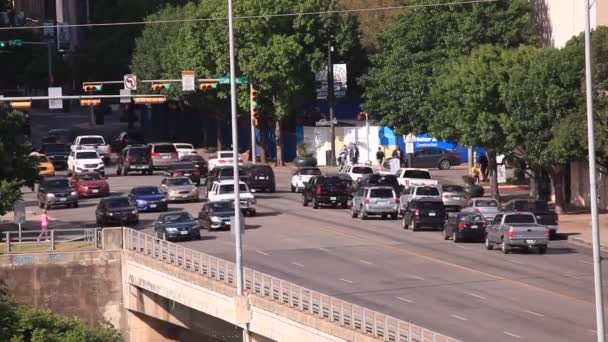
left=68, top=148, right=105, bottom=176
left=208, top=151, right=243, bottom=171
left=207, top=180, right=256, bottom=216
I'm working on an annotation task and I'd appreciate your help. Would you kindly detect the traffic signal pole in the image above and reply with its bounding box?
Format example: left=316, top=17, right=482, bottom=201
left=250, top=83, right=256, bottom=165
left=327, top=37, right=336, bottom=167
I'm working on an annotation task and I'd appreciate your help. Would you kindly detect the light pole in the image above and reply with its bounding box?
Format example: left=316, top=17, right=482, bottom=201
left=327, top=36, right=336, bottom=166
left=583, top=0, right=606, bottom=340
left=365, top=112, right=370, bottom=164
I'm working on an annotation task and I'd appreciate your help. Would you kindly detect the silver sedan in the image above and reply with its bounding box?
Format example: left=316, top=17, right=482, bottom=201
left=160, top=177, right=199, bottom=202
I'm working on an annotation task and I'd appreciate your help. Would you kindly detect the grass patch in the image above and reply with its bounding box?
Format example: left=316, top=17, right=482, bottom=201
left=0, top=241, right=96, bottom=254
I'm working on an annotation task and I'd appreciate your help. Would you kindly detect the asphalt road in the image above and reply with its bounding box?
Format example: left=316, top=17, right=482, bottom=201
left=23, top=109, right=606, bottom=342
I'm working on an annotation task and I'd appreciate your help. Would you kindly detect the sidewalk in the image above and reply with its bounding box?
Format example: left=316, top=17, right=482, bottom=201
left=558, top=212, right=608, bottom=248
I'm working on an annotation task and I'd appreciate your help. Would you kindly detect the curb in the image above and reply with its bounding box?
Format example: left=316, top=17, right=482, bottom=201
left=567, top=235, right=608, bottom=252
left=482, top=185, right=530, bottom=192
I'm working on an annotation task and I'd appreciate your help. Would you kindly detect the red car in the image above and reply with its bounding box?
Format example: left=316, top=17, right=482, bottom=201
left=70, top=172, right=110, bottom=198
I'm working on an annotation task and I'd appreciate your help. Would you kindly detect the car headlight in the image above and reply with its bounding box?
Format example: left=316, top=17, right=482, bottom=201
left=70, top=191, right=77, bottom=196
left=211, top=216, right=222, bottom=223
left=166, top=227, right=178, bottom=233
left=131, top=209, right=138, bottom=214
left=108, top=212, right=114, bottom=216
left=136, top=199, right=146, bottom=205
left=46, top=193, right=55, bottom=199
left=190, top=188, right=198, bottom=193
left=161, top=198, right=167, bottom=202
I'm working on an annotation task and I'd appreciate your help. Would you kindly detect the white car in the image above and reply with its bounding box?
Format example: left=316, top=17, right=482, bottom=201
left=341, top=164, right=374, bottom=182
left=208, top=150, right=243, bottom=171
left=174, top=143, right=197, bottom=159
left=68, top=149, right=105, bottom=176
left=291, top=167, right=322, bottom=192
left=70, top=135, right=111, bottom=161
left=395, top=168, right=439, bottom=188
left=208, top=180, right=256, bottom=216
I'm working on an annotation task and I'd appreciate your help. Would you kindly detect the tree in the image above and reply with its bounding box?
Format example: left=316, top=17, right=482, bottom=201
left=0, top=107, right=38, bottom=216
left=360, top=0, right=539, bottom=135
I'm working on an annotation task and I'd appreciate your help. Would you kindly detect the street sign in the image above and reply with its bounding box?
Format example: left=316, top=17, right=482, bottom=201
left=123, top=74, right=137, bottom=91
left=315, top=64, right=347, bottom=99
left=181, top=70, right=195, bottom=92
left=120, top=89, right=131, bottom=104
left=219, top=75, right=249, bottom=85
left=497, top=165, right=507, bottom=184
left=48, top=87, right=62, bottom=109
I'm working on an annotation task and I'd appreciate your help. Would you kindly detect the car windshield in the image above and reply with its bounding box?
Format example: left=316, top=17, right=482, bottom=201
left=320, top=176, right=346, bottom=185
left=78, top=173, right=102, bottom=181
left=417, top=187, right=440, bottom=196
left=300, top=168, right=322, bottom=176
left=133, top=187, right=162, bottom=195
left=167, top=178, right=192, bottom=186
left=170, top=162, right=195, bottom=170
left=80, top=137, right=104, bottom=145
left=476, top=200, right=499, bottom=207
left=504, top=214, right=536, bottom=224
left=370, top=188, right=394, bottom=198
left=460, top=214, right=486, bottom=222
left=105, top=198, right=131, bottom=208
left=366, top=175, right=398, bottom=186
left=154, top=145, right=176, bottom=153
left=49, top=129, right=69, bottom=137
left=181, top=155, right=204, bottom=162
left=352, top=166, right=373, bottom=174
left=219, top=152, right=233, bottom=158
left=514, top=201, right=550, bottom=212
left=209, top=202, right=234, bottom=212
left=128, top=148, right=148, bottom=157
left=175, top=144, right=193, bottom=149
left=401, top=170, right=431, bottom=179
left=219, top=184, right=249, bottom=194
left=42, top=144, right=68, bottom=153
left=45, top=179, right=70, bottom=189
left=218, top=168, right=246, bottom=177
left=417, top=201, right=443, bottom=210
left=251, top=166, right=272, bottom=176
left=76, top=152, right=99, bottom=159
left=161, top=212, right=193, bottom=223
left=442, top=185, right=465, bottom=193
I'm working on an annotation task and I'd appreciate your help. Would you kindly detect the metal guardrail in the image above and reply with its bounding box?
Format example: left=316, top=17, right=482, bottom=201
left=3, top=228, right=101, bottom=253
left=124, top=228, right=460, bottom=342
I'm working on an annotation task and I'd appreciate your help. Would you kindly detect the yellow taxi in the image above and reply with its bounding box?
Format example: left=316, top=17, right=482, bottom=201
left=30, top=152, right=55, bottom=176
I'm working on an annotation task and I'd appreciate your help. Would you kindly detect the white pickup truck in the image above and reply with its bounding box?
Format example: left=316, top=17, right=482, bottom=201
left=71, top=135, right=111, bottom=162
left=395, top=168, right=439, bottom=188
left=207, top=180, right=256, bottom=216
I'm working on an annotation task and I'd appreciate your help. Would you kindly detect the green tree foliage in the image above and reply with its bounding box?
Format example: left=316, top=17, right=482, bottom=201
left=0, top=107, right=38, bottom=216
left=360, top=0, right=539, bottom=134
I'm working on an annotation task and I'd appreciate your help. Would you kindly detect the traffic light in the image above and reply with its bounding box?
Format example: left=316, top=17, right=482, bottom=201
left=151, top=83, right=171, bottom=91
left=80, top=99, right=101, bottom=107
left=199, top=82, right=218, bottom=90
left=250, top=86, right=259, bottom=127
left=0, top=40, right=23, bottom=48
left=82, top=83, right=102, bottom=92
left=134, top=96, right=166, bottom=105
left=10, top=101, right=31, bottom=109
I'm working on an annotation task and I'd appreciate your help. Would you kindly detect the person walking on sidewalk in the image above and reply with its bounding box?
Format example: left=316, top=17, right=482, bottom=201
left=376, top=147, right=385, bottom=170
left=38, top=209, right=49, bottom=242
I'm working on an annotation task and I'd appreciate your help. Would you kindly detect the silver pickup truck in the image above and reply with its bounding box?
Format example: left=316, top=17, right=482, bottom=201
left=485, top=212, right=549, bottom=254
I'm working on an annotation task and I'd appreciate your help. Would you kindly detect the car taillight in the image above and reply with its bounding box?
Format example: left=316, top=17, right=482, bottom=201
left=474, top=208, right=480, bottom=213
left=315, top=185, right=322, bottom=195
left=174, top=171, right=184, bottom=176
left=464, top=194, right=471, bottom=200
left=125, top=156, right=131, bottom=162
left=151, top=152, right=159, bottom=157
left=218, top=159, right=225, bottom=163
left=414, top=209, right=420, bottom=216
left=192, top=170, right=200, bottom=175
left=442, top=194, right=450, bottom=199
left=458, top=222, right=466, bottom=229
left=545, top=229, right=550, bottom=237
left=171, top=152, right=177, bottom=158
left=395, top=198, right=400, bottom=204
left=508, top=229, right=514, bottom=237
left=364, top=198, right=370, bottom=204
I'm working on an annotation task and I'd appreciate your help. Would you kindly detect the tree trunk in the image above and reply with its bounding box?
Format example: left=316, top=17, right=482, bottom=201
left=549, top=164, right=567, bottom=214
left=535, top=168, right=551, bottom=202
left=259, top=127, right=267, bottom=163
left=275, top=119, right=284, bottom=166
left=215, top=118, right=222, bottom=151
left=487, top=151, right=500, bottom=201
left=529, top=169, right=537, bottom=198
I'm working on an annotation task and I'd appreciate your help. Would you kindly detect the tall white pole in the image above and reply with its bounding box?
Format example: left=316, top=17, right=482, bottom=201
left=366, top=113, right=370, bottom=164
left=250, top=83, right=256, bottom=165
left=227, top=0, right=243, bottom=296
left=584, top=1, right=606, bottom=340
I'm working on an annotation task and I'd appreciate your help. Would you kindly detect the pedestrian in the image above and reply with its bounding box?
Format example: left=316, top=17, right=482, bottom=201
left=471, top=163, right=481, bottom=184
left=376, top=147, right=385, bottom=170
left=479, top=152, right=489, bottom=181
left=338, top=146, right=348, bottom=171
left=38, top=209, right=49, bottom=242
left=353, top=144, right=360, bottom=165
left=392, top=149, right=399, bottom=159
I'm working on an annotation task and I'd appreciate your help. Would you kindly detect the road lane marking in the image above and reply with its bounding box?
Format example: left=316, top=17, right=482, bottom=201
left=339, top=278, right=353, bottom=284
left=578, top=259, right=593, bottom=265
left=319, top=247, right=330, bottom=252
left=291, top=262, right=304, bottom=268
left=410, top=275, right=425, bottom=281
left=524, top=310, right=545, bottom=317
left=396, top=297, right=413, bottom=303
left=455, top=245, right=467, bottom=249
left=503, top=331, right=521, bottom=339
left=467, top=293, right=486, bottom=300
left=450, top=314, right=468, bottom=321
left=256, top=250, right=270, bottom=256
left=359, top=259, right=373, bottom=265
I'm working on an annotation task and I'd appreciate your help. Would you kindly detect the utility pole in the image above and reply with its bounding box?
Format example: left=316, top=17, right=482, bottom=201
left=250, top=83, right=257, bottom=165
left=584, top=0, right=606, bottom=340
left=327, top=36, right=336, bottom=166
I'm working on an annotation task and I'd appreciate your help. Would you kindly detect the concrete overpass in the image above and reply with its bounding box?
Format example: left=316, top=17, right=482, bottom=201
left=0, top=227, right=458, bottom=342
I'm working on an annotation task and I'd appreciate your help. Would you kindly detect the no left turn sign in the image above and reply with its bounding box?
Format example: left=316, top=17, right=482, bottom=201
left=124, top=74, right=137, bottom=91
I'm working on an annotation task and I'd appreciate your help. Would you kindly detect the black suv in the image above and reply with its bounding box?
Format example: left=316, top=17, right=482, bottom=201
left=205, top=166, right=248, bottom=190
left=165, top=161, right=201, bottom=185
left=179, top=155, right=208, bottom=178
left=355, top=173, right=403, bottom=194
left=41, top=143, right=70, bottom=170
left=95, top=196, right=139, bottom=227
left=402, top=198, right=445, bottom=231
left=302, top=174, right=350, bottom=209
left=116, top=145, right=153, bottom=176
left=244, top=164, right=275, bottom=193
left=37, top=177, right=78, bottom=209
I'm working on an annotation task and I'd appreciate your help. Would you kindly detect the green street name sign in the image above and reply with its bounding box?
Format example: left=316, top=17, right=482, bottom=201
left=219, top=75, right=249, bottom=85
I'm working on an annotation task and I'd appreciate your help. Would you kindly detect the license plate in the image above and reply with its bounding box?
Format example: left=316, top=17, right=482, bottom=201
left=92, top=189, right=99, bottom=193
left=59, top=198, right=67, bottom=202
left=180, top=231, right=188, bottom=235
left=452, top=196, right=461, bottom=200
left=330, top=196, right=337, bottom=200
left=162, top=156, right=170, bottom=159
left=429, top=212, right=436, bottom=217
left=184, top=173, right=191, bottom=176
left=258, top=176, right=267, bottom=180
left=526, top=239, right=536, bottom=244
left=150, top=204, right=157, bottom=208
left=378, top=201, right=389, bottom=204
left=471, top=225, right=478, bottom=229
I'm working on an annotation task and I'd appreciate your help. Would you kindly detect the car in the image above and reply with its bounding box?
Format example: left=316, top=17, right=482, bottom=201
left=351, top=186, right=399, bottom=220
left=147, top=142, right=179, bottom=170
left=411, top=147, right=462, bottom=170
left=47, top=128, right=73, bottom=144
left=67, top=149, right=105, bottom=176
left=154, top=211, right=201, bottom=241
left=441, top=184, right=470, bottom=211
left=207, top=180, right=256, bottom=216
left=461, top=197, right=502, bottom=222
left=37, top=177, right=78, bottom=209
left=164, top=162, right=202, bottom=185
left=443, top=212, right=488, bottom=242
left=204, top=165, right=249, bottom=190
left=399, top=185, right=442, bottom=214
left=341, top=164, right=374, bottom=182
left=116, top=145, right=153, bottom=176
left=243, top=164, right=275, bottom=193
left=40, top=143, right=70, bottom=170
left=394, top=168, right=439, bottom=188
left=356, top=173, right=403, bottom=195
left=30, top=152, right=55, bottom=177
left=301, top=174, right=350, bottom=209
left=70, top=172, right=109, bottom=198
left=485, top=212, right=549, bottom=254
left=198, top=201, right=235, bottom=231
left=179, top=154, right=208, bottom=178
left=402, top=198, right=446, bottom=231
left=208, top=150, right=243, bottom=171
left=95, top=196, right=139, bottom=227
left=70, top=135, right=111, bottom=162
left=174, top=143, right=197, bottom=159
left=41, top=135, right=58, bottom=144
left=290, top=167, right=322, bottom=192
left=503, top=199, right=558, bottom=238
left=129, top=186, right=168, bottom=212
left=160, top=177, right=199, bottom=202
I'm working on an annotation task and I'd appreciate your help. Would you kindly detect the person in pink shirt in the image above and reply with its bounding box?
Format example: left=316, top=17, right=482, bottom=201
left=38, top=209, right=49, bottom=242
